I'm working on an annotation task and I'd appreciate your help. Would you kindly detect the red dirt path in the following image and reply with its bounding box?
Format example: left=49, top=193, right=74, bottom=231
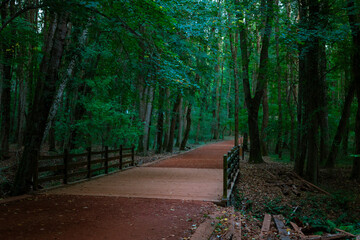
left=0, top=140, right=234, bottom=240
left=150, top=141, right=233, bottom=169
left=0, top=195, right=215, bottom=240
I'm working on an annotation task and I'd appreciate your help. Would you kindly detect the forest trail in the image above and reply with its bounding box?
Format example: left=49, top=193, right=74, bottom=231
left=0, top=140, right=234, bottom=240
left=47, top=140, right=233, bottom=202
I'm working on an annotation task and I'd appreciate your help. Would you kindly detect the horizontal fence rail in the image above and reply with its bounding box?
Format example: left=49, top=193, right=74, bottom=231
left=33, top=145, right=135, bottom=190
left=223, top=144, right=243, bottom=205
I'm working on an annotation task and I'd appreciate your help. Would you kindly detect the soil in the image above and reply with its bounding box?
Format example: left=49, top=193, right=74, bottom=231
left=0, top=195, right=216, bottom=240
left=234, top=156, right=360, bottom=239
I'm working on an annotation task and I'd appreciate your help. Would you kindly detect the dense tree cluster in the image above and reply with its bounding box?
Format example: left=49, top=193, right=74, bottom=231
left=0, top=0, right=359, bottom=194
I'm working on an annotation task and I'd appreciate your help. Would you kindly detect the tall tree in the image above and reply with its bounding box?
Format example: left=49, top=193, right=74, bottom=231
left=239, top=0, right=274, bottom=163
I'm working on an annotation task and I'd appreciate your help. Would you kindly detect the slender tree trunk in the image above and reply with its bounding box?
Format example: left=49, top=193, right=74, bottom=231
left=156, top=87, right=165, bottom=153
left=42, top=25, right=89, bottom=143
left=12, top=13, right=69, bottom=194
left=166, top=95, right=181, bottom=153
left=343, top=119, right=349, bottom=155
left=229, top=26, right=239, bottom=146
left=175, top=97, right=183, bottom=147
left=294, top=0, right=307, bottom=176
left=347, top=0, right=360, bottom=179
left=325, top=82, right=355, bottom=168
left=239, top=0, right=273, bottom=163
left=162, top=88, right=171, bottom=151
left=0, top=2, right=13, bottom=159
left=180, top=103, right=192, bottom=150
left=142, top=86, right=154, bottom=154
left=319, top=43, right=330, bottom=165
left=260, top=87, right=269, bottom=156
left=275, top=2, right=282, bottom=157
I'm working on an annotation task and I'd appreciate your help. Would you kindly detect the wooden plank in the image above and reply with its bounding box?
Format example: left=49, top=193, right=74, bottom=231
left=38, top=174, right=63, bottom=183
left=273, top=215, right=291, bottom=240
left=67, top=171, right=87, bottom=178
left=334, top=228, right=356, bottom=238
left=107, top=156, right=119, bottom=161
left=291, top=172, right=331, bottom=196
left=38, top=165, right=64, bottom=172
left=122, top=147, right=133, bottom=151
left=91, top=150, right=106, bottom=155
left=39, top=154, right=64, bottom=160
left=90, top=166, right=107, bottom=173
left=108, top=163, right=120, bottom=169
left=68, top=161, right=87, bottom=169
left=122, top=153, right=132, bottom=158
left=121, top=160, right=132, bottom=165
left=68, top=152, right=88, bottom=158
left=107, top=149, right=120, bottom=154
left=290, top=222, right=306, bottom=238
left=91, top=158, right=106, bottom=164
left=260, top=214, right=272, bottom=239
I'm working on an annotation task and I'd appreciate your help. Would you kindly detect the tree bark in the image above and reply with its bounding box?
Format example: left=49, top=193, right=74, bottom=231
left=260, top=87, right=269, bottom=156
left=12, top=13, right=69, bottom=194
left=166, top=95, right=181, bottom=153
left=228, top=22, right=239, bottom=146
left=162, top=88, right=171, bottom=151
left=180, top=103, right=192, bottom=150
left=325, top=81, right=355, bottom=168
left=175, top=97, right=183, bottom=147
left=156, top=87, right=165, bottom=153
left=0, top=1, right=14, bottom=159
left=239, top=0, right=273, bottom=163
left=347, top=0, right=360, bottom=179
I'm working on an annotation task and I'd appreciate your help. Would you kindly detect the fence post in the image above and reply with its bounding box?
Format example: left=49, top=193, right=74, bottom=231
left=33, top=150, right=39, bottom=191
left=131, top=144, right=135, bottom=166
left=223, top=154, right=228, bottom=200
left=63, top=149, right=69, bottom=184
left=105, top=146, right=109, bottom=174
left=87, top=147, right=91, bottom=178
left=119, top=145, right=123, bottom=170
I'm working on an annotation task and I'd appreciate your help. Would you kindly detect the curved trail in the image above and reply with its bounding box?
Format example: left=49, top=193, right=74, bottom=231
left=0, top=140, right=234, bottom=240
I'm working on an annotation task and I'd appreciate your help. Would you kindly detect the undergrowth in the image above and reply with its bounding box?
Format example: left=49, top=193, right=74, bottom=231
left=233, top=188, right=360, bottom=235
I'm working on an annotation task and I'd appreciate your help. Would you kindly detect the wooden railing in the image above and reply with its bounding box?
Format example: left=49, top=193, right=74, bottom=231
left=33, top=145, right=135, bottom=190
left=222, top=144, right=244, bottom=205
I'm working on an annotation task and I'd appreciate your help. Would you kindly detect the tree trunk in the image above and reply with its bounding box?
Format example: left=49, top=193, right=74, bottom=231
left=156, top=87, right=165, bottom=153
left=180, top=103, right=192, bottom=150
left=304, top=0, right=321, bottom=184
left=229, top=24, right=239, bottom=146
left=260, top=87, right=269, bottom=156
left=166, top=95, right=181, bottom=153
left=319, top=43, right=330, bottom=165
left=175, top=97, right=183, bottom=147
left=347, top=0, right=360, bottom=179
left=294, top=0, right=307, bottom=176
left=325, top=81, right=355, bottom=168
left=239, top=0, right=273, bottom=163
left=0, top=2, right=13, bottom=159
left=275, top=2, right=282, bottom=157
left=162, top=88, right=171, bottom=151
left=142, top=86, right=154, bottom=154
left=12, top=13, right=69, bottom=195
left=42, top=25, right=89, bottom=143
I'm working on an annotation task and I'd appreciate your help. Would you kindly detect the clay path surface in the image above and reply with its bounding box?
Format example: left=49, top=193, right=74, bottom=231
left=50, top=140, right=233, bottom=202
left=0, top=140, right=233, bottom=240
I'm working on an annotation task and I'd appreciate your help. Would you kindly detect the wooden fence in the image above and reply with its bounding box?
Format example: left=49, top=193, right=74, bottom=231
left=33, top=145, right=135, bottom=190
left=222, top=144, right=244, bottom=205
